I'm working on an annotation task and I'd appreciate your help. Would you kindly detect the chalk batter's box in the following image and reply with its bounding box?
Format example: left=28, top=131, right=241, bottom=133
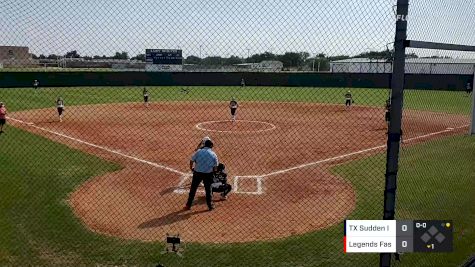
left=174, top=175, right=263, bottom=195
left=344, top=220, right=453, bottom=253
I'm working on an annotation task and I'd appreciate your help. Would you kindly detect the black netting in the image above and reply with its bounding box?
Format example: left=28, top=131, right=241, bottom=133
left=0, top=0, right=473, bottom=266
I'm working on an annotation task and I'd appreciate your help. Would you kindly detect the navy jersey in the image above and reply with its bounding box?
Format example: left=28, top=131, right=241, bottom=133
left=213, top=171, right=228, bottom=184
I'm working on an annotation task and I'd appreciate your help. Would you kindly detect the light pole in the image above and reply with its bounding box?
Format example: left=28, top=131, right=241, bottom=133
left=314, top=54, right=324, bottom=72
left=313, top=55, right=322, bottom=72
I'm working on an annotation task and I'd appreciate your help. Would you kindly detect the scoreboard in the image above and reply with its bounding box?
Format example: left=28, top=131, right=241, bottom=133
left=145, top=49, right=183, bottom=65
left=344, top=220, right=453, bottom=253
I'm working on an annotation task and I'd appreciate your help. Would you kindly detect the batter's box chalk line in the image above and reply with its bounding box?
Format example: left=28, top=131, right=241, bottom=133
left=233, top=176, right=264, bottom=195
left=173, top=174, right=264, bottom=195
left=173, top=174, right=193, bottom=194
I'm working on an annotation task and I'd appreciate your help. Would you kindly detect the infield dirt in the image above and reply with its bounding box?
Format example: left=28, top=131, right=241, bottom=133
left=10, top=102, right=469, bottom=243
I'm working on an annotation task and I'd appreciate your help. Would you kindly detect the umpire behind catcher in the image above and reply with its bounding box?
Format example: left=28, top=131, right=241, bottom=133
left=185, top=139, right=218, bottom=211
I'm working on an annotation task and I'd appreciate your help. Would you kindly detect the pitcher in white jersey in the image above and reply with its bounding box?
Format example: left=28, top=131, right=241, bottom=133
left=56, top=97, right=65, bottom=122
left=229, top=98, right=239, bottom=122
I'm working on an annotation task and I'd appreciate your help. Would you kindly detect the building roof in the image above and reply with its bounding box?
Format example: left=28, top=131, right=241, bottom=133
left=0, top=46, right=29, bottom=49
left=331, top=57, right=475, bottom=64
left=331, top=58, right=389, bottom=63
left=234, top=63, right=257, bottom=66
left=406, top=58, right=475, bottom=64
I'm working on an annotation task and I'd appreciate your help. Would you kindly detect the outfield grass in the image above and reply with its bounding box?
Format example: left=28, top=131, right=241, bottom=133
left=0, top=86, right=471, bottom=114
left=0, top=86, right=473, bottom=266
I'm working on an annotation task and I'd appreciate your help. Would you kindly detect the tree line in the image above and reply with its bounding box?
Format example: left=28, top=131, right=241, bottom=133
left=32, top=51, right=141, bottom=61
left=31, top=49, right=422, bottom=70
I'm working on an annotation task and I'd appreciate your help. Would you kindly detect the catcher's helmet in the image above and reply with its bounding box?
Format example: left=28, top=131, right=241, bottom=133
left=217, top=163, right=225, bottom=172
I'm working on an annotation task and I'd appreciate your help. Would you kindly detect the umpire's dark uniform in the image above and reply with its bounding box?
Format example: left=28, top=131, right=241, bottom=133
left=185, top=140, right=218, bottom=211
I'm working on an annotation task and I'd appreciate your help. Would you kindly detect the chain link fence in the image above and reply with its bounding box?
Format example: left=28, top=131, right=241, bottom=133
left=0, top=0, right=473, bottom=266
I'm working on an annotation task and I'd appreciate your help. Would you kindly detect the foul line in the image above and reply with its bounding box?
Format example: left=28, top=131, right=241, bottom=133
left=173, top=174, right=194, bottom=194
left=7, top=116, right=187, bottom=176
left=8, top=115, right=468, bottom=194
left=238, top=124, right=470, bottom=179
left=8, top=117, right=265, bottom=195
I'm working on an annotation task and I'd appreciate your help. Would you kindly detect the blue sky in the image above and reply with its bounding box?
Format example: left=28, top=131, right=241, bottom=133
left=1, top=0, right=474, bottom=58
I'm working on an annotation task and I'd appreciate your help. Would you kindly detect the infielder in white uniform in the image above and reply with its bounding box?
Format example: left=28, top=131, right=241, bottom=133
left=56, top=97, right=65, bottom=122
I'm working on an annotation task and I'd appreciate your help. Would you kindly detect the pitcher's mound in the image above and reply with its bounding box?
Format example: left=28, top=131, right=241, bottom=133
left=196, top=120, right=276, bottom=133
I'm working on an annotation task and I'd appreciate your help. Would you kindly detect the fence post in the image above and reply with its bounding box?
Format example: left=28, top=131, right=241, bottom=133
left=380, top=0, right=409, bottom=266
left=470, top=71, right=475, bottom=135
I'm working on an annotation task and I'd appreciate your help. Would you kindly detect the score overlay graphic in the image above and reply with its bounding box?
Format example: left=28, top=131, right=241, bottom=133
left=344, top=220, right=453, bottom=253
